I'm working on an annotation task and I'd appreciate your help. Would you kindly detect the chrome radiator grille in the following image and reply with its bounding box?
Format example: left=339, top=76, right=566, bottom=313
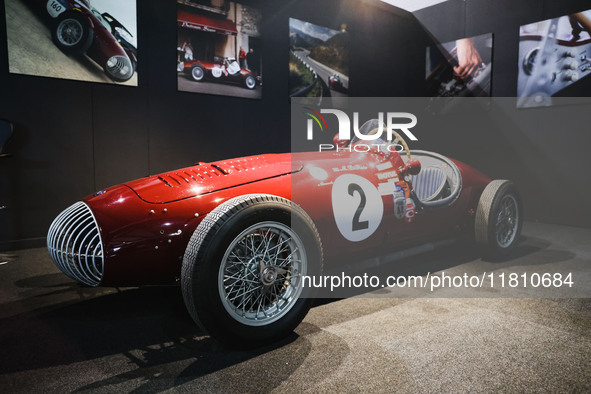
left=106, top=56, right=134, bottom=80
left=47, top=202, right=104, bottom=287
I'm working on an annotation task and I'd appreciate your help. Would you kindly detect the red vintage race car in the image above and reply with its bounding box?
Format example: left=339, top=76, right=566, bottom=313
left=329, top=74, right=343, bottom=90
left=179, top=57, right=260, bottom=89
left=47, top=123, right=522, bottom=347
left=44, top=0, right=136, bottom=82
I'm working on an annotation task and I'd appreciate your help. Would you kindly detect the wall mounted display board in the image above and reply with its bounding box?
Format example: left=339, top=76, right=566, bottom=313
left=5, top=0, right=138, bottom=85
left=289, top=17, right=349, bottom=98
left=517, top=9, right=591, bottom=108
left=177, top=0, right=262, bottom=99
left=425, top=33, right=493, bottom=97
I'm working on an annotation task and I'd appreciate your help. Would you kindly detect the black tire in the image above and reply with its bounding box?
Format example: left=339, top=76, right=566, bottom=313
left=191, top=65, right=205, bottom=82
left=129, top=57, right=137, bottom=74
left=244, top=74, right=256, bottom=89
left=475, top=180, right=523, bottom=259
left=51, top=12, right=93, bottom=54
left=181, top=194, right=323, bottom=348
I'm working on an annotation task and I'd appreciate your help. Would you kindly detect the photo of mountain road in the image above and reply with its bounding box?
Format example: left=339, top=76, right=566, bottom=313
left=289, top=18, right=349, bottom=98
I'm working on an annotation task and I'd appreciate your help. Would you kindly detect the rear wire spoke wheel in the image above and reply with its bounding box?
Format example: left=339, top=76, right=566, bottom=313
left=495, top=194, right=519, bottom=248
left=182, top=194, right=323, bottom=348
left=244, top=74, right=256, bottom=89
left=475, top=180, right=523, bottom=259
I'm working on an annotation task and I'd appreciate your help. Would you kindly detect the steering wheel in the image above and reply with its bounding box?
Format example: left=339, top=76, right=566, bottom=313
left=376, top=128, right=411, bottom=161
left=348, top=119, right=421, bottom=179
left=347, top=120, right=427, bottom=214
left=351, top=119, right=412, bottom=160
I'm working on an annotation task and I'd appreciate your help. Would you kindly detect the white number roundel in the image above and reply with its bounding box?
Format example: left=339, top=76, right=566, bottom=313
left=211, top=67, right=222, bottom=78
left=331, top=174, right=383, bottom=242
left=47, top=0, right=66, bottom=18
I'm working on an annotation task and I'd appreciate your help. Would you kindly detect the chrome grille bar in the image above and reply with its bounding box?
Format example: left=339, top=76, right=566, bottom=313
left=106, top=56, right=134, bottom=80
left=47, top=202, right=104, bottom=287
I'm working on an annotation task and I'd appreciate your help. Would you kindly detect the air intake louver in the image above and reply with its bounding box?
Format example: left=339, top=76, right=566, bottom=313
left=47, top=202, right=104, bottom=287
left=157, top=166, right=223, bottom=187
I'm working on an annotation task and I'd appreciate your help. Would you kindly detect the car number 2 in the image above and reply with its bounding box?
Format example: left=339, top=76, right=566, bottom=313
left=47, top=0, right=66, bottom=18
left=331, top=174, right=383, bottom=242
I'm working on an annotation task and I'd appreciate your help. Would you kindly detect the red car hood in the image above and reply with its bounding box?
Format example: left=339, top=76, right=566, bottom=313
left=125, top=154, right=301, bottom=204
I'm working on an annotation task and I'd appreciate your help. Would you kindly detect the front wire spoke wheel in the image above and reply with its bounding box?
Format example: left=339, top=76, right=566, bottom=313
left=182, top=194, right=323, bottom=347
left=58, top=19, right=83, bottom=46
left=218, top=221, right=306, bottom=327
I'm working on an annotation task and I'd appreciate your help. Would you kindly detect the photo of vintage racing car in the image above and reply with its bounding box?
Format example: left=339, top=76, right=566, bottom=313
left=45, top=0, right=136, bottom=82
left=179, top=57, right=260, bottom=89
left=329, top=74, right=344, bottom=91
left=47, top=122, right=522, bottom=347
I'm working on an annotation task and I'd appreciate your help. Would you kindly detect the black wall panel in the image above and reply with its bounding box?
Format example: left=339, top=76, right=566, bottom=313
left=414, top=0, right=465, bottom=42
left=92, top=84, right=150, bottom=190
left=0, top=76, right=95, bottom=249
left=4, top=0, right=589, bottom=250
left=543, top=0, right=591, bottom=18
left=350, top=2, right=428, bottom=96
left=408, top=0, right=591, bottom=228
left=0, top=0, right=427, bottom=249
left=465, top=0, right=543, bottom=96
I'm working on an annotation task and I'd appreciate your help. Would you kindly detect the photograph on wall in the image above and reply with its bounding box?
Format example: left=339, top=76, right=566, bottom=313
left=425, top=33, right=493, bottom=97
left=517, top=9, right=591, bottom=108
left=177, top=0, right=262, bottom=99
left=289, top=17, right=349, bottom=98
left=4, top=0, right=138, bottom=85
